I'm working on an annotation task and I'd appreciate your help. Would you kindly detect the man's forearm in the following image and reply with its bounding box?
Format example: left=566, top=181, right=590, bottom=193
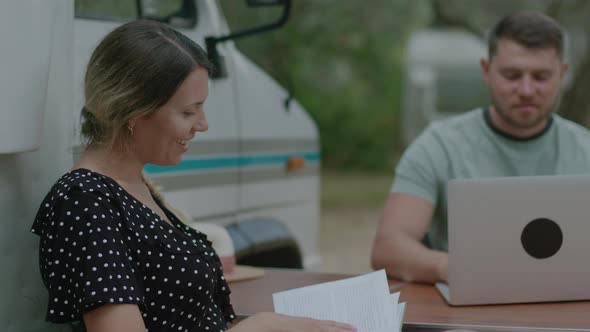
left=376, top=235, right=448, bottom=283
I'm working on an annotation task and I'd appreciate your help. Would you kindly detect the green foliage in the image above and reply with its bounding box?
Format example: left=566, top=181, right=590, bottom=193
left=219, top=0, right=430, bottom=171
left=75, top=0, right=136, bottom=19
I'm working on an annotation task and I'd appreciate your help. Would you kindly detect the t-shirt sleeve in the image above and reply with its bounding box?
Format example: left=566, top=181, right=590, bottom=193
left=391, top=125, right=447, bottom=204
left=40, top=193, right=144, bottom=323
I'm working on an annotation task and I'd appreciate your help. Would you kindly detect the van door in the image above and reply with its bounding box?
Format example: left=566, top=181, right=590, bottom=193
left=230, top=49, right=322, bottom=267
left=73, top=0, right=241, bottom=225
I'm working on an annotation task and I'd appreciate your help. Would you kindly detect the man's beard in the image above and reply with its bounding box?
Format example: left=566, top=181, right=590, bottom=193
left=492, top=98, right=554, bottom=130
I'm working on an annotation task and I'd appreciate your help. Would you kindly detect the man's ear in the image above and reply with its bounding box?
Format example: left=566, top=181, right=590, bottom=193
left=480, top=57, right=491, bottom=85
left=560, top=63, right=569, bottom=81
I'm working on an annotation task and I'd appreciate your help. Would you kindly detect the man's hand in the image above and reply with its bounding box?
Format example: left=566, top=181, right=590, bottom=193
left=436, top=253, right=449, bottom=282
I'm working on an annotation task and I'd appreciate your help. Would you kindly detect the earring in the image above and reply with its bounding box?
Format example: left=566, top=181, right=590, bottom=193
left=127, top=124, right=134, bottom=136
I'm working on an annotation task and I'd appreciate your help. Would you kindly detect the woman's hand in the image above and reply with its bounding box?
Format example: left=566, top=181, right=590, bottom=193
left=229, top=312, right=357, bottom=332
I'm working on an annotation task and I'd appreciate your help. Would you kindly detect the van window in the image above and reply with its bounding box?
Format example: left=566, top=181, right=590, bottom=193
left=75, top=0, right=138, bottom=21
left=140, top=0, right=197, bottom=29
left=74, top=0, right=197, bottom=29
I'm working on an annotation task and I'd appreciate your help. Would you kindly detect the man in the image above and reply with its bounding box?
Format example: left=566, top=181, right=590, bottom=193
left=371, top=11, right=590, bottom=283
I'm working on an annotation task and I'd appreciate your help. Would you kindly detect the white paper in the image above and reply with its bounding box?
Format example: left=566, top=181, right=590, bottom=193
left=396, top=300, right=406, bottom=332
left=273, top=270, right=404, bottom=332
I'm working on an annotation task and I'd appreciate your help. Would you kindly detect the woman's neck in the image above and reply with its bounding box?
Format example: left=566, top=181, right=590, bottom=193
left=74, top=144, right=144, bottom=184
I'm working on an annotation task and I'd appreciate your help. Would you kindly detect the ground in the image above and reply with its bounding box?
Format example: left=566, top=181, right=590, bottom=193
left=315, top=171, right=392, bottom=274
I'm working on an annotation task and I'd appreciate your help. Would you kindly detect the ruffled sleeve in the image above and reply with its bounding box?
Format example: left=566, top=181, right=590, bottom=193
left=33, top=192, right=144, bottom=323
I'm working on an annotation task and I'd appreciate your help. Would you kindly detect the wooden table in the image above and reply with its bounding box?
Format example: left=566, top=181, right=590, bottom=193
left=229, top=269, right=590, bottom=332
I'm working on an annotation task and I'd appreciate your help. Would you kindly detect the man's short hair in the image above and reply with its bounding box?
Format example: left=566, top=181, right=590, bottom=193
left=488, top=11, right=564, bottom=60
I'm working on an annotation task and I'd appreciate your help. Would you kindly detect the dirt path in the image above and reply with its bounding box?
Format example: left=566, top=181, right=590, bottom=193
left=316, top=207, right=382, bottom=274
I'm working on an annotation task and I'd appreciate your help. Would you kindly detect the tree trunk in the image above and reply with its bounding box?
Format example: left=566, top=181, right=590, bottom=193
left=554, top=1, right=590, bottom=126
left=558, top=51, right=590, bottom=126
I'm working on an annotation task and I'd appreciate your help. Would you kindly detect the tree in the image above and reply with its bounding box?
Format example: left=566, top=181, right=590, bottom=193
left=220, top=0, right=430, bottom=170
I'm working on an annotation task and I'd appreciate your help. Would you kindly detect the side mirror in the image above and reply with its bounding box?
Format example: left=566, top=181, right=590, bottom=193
left=205, top=0, right=291, bottom=79
left=138, top=0, right=197, bottom=29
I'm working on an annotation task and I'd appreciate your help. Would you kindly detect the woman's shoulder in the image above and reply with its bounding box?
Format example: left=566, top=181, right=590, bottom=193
left=59, top=167, right=125, bottom=194
left=32, top=169, right=122, bottom=234
left=48, top=169, right=120, bottom=207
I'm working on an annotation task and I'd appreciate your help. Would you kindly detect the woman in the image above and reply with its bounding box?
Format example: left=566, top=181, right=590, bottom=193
left=31, top=20, right=355, bottom=332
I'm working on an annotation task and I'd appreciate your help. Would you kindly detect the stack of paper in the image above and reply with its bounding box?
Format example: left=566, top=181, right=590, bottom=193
left=273, top=270, right=406, bottom=332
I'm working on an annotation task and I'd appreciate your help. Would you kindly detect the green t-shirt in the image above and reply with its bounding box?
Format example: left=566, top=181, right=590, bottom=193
left=391, top=108, right=590, bottom=251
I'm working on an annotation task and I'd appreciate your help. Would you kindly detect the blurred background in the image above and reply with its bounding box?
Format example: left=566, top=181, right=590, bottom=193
left=219, top=0, right=590, bottom=274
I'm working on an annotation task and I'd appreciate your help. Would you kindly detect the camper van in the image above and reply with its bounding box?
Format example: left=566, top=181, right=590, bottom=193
left=1, top=0, right=319, bottom=330
left=401, top=29, right=489, bottom=146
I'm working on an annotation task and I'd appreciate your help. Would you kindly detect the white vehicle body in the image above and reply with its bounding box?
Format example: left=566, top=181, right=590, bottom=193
left=0, top=0, right=319, bottom=330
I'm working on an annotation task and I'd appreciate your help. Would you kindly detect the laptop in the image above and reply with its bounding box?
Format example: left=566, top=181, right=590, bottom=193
left=436, top=175, right=590, bottom=306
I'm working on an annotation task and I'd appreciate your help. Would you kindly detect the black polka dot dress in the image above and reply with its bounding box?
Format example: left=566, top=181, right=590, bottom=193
left=31, top=169, right=235, bottom=331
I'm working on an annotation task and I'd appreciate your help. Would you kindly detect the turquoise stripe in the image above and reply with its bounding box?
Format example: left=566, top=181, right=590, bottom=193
left=145, top=152, right=320, bottom=174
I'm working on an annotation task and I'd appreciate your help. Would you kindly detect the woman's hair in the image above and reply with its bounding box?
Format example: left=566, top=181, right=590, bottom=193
left=81, top=19, right=213, bottom=151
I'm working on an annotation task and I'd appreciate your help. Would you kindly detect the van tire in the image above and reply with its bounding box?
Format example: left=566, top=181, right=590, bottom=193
left=225, top=218, right=303, bottom=269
